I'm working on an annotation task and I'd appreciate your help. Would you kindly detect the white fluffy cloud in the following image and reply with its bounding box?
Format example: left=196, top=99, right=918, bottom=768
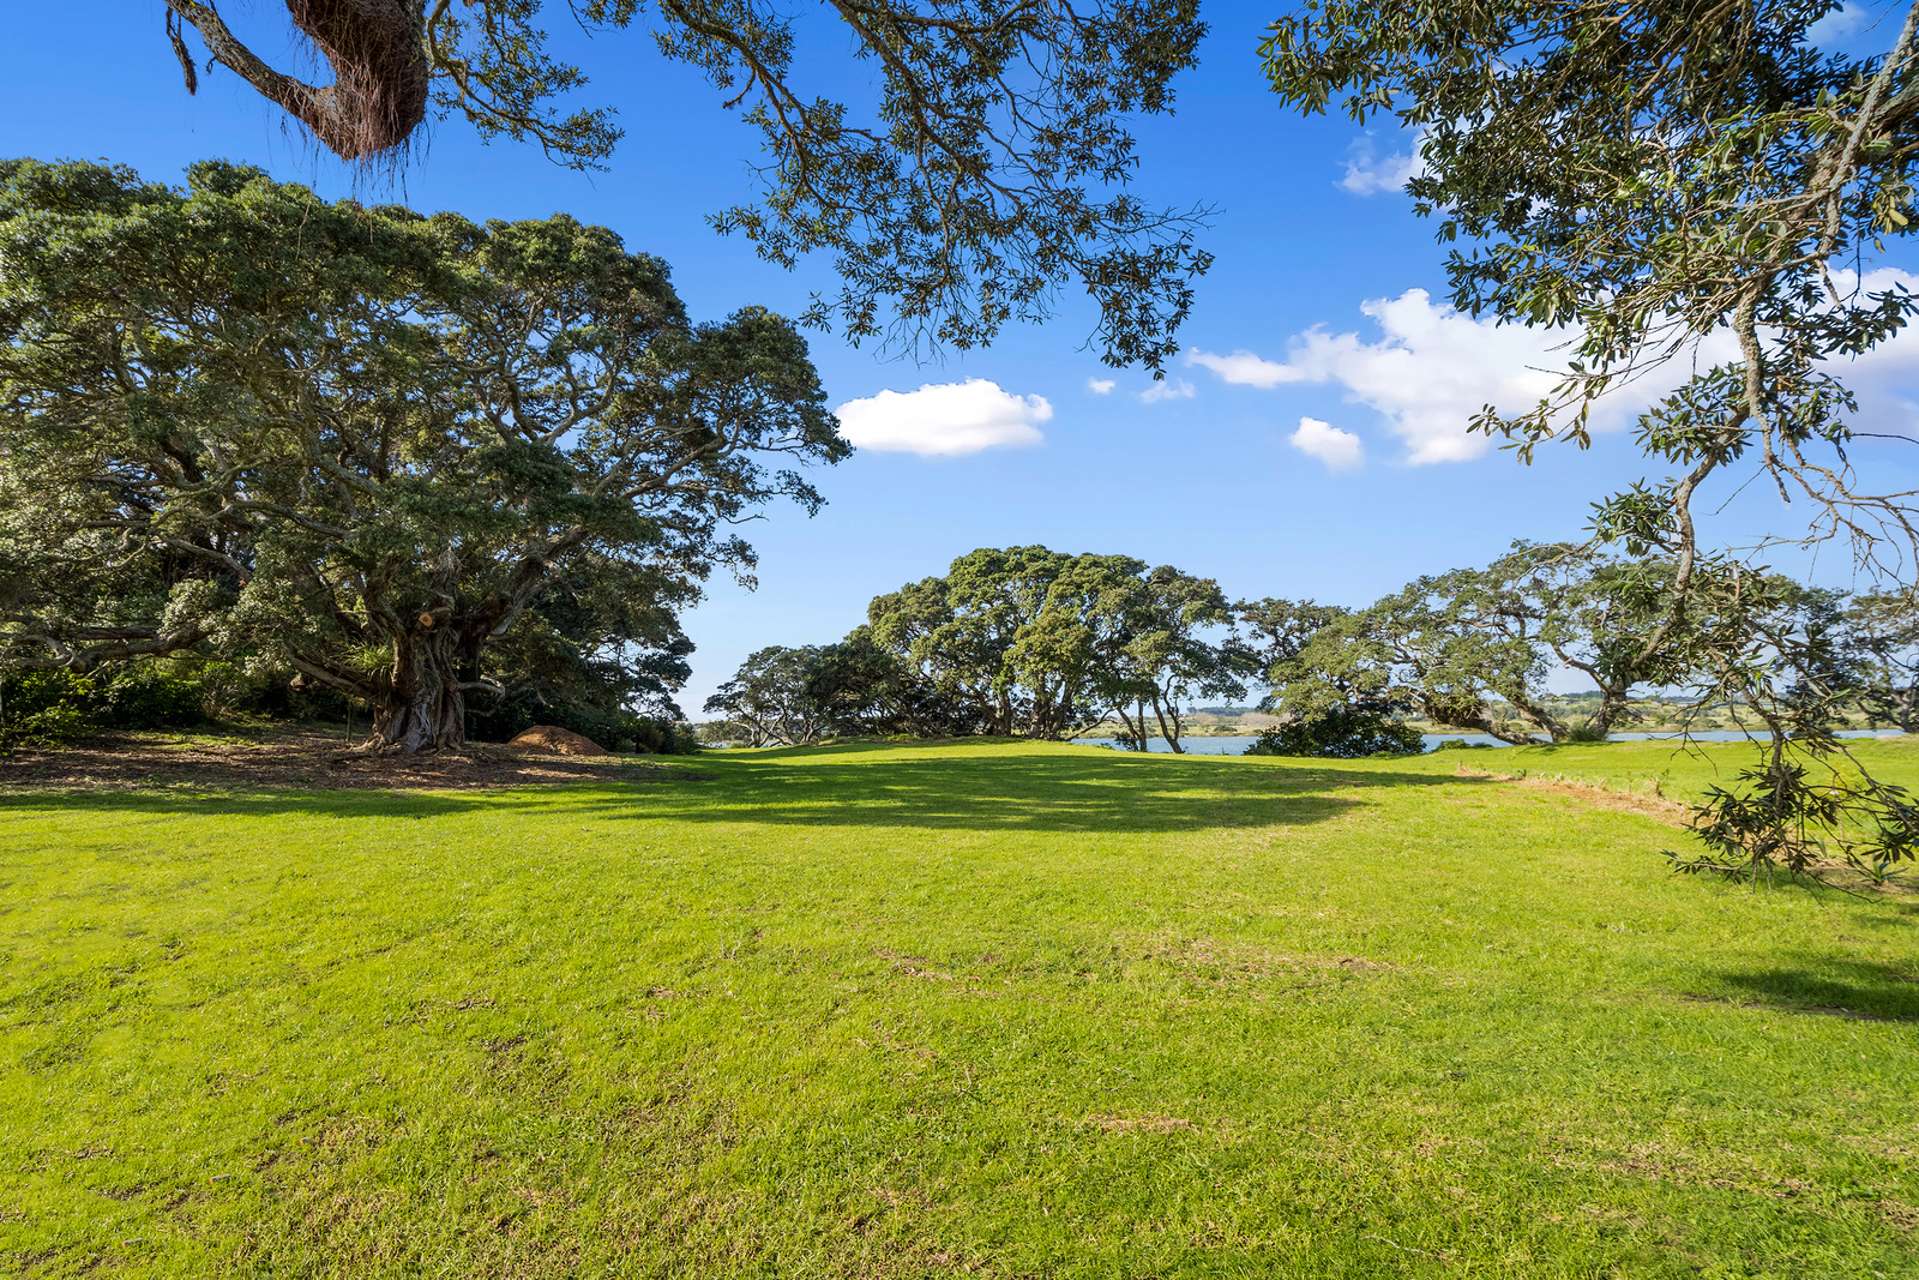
left=1189, top=290, right=1574, bottom=463
left=1189, top=270, right=1919, bottom=465
left=1819, top=266, right=1919, bottom=420
left=1340, top=129, right=1425, bottom=196
left=1086, top=377, right=1116, bottom=395
left=1139, top=378, right=1196, bottom=404
left=1290, top=417, right=1364, bottom=471
left=1185, top=348, right=1302, bottom=389
left=834, top=379, right=1051, bottom=457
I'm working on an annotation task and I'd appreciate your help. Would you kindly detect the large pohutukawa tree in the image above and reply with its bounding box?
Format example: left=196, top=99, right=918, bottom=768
left=867, top=546, right=1079, bottom=736
left=862, top=546, right=1243, bottom=745
left=1047, top=556, right=1245, bottom=753
left=1265, top=0, right=1919, bottom=878
left=0, top=159, right=845, bottom=752
left=154, top=0, right=1211, bottom=369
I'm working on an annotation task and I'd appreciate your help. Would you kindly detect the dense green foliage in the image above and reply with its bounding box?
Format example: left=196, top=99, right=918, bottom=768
left=718, top=546, right=1246, bottom=750
left=4, top=738, right=1917, bottom=1275
left=1243, top=703, right=1423, bottom=759
left=702, top=630, right=974, bottom=746
left=0, top=667, right=205, bottom=753
left=1271, top=543, right=1688, bottom=747
left=158, top=0, right=1211, bottom=368
left=0, top=159, right=843, bottom=753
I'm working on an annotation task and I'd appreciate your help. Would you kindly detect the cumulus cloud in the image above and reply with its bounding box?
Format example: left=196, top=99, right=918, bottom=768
left=1139, top=378, right=1197, bottom=404
left=1290, top=417, right=1364, bottom=471
left=1086, top=377, right=1116, bottom=395
left=1819, top=266, right=1919, bottom=423
left=1340, top=129, right=1426, bottom=196
left=1188, top=289, right=1573, bottom=463
left=833, top=379, right=1050, bottom=457
left=1185, top=348, right=1302, bottom=389
left=1188, top=269, right=1919, bottom=465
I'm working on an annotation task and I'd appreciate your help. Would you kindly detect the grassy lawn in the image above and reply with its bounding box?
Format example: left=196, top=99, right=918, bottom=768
left=3, top=739, right=1917, bottom=1277
left=1395, top=733, right=1919, bottom=805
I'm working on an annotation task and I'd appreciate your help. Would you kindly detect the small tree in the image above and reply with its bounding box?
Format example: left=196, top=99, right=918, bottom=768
left=0, top=160, right=845, bottom=752
left=1090, top=564, right=1245, bottom=753
left=1274, top=582, right=1548, bottom=745
left=1441, top=543, right=1694, bottom=741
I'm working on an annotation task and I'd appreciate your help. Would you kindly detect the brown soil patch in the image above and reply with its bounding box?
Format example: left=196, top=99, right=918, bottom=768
left=0, top=729, right=704, bottom=793
left=1090, top=1114, right=1197, bottom=1135
left=1454, top=766, right=1691, bottom=826
left=1144, top=934, right=1394, bottom=986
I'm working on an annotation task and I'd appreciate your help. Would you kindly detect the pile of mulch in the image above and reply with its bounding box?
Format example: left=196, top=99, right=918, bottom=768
left=508, top=725, right=607, bottom=755
left=0, top=728, right=702, bottom=792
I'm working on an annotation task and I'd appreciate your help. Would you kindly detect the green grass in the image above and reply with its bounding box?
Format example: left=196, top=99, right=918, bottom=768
left=3, top=739, right=1917, bottom=1277
left=1400, top=733, right=1919, bottom=804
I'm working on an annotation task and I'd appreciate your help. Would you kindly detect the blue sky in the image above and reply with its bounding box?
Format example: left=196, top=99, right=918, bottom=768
left=5, top=2, right=1916, bottom=711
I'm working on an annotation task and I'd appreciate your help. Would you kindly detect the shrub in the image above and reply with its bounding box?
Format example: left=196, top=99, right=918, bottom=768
left=97, top=666, right=208, bottom=729
left=0, top=670, right=101, bottom=754
left=1245, top=704, right=1425, bottom=759
left=0, top=662, right=217, bottom=755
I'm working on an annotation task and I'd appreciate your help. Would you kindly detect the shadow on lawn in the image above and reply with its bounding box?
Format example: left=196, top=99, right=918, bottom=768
left=1707, top=957, right=1919, bottom=1024
left=4, top=744, right=1489, bottom=835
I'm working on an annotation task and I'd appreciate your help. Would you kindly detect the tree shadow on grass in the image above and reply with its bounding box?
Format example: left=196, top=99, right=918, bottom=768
left=1, top=743, right=1493, bottom=836
left=566, top=752, right=1437, bottom=834
left=1701, top=957, right=1919, bottom=1024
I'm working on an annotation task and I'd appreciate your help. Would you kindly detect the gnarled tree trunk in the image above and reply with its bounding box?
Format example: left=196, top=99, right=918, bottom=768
left=368, top=625, right=466, bottom=752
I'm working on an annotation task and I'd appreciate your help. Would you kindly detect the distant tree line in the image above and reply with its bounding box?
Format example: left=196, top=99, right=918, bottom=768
left=707, top=542, right=1919, bottom=782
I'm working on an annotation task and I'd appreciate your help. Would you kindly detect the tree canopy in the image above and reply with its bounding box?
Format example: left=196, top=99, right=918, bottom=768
left=1265, top=0, right=1919, bottom=877
left=155, top=0, right=1212, bottom=369
left=710, top=546, right=1246, bottom=748
left=0, top=159, right=845, bottom=751
left=1267, top=543, right=1691, bottom=746
left=1265, top=0, right=1919, bottom=565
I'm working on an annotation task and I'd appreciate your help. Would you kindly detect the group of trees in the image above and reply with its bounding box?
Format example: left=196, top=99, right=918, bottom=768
left=706, top=547, right=1247, bottom=748
left=8, top=1, right=1919, bottom=879
left=709, top=540, right=1919, bottom=795
left=1269, top=544, right=1693, bottom=748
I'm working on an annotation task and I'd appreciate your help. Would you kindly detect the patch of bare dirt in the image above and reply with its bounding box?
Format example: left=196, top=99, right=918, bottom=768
left=1142, top=934, right=1394, bottom=987
left=1453, top=766, right=1692, bottom=825
left=1089, top=1114, right=1197, bottom=1135
left=1546, top=1138, right=1820, bottom=1201
left=0, top=729, right=705, bottom=792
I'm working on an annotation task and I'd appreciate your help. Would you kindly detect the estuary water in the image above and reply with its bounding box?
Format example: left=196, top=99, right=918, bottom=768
left=1069, top=728, right=1908, bottom=756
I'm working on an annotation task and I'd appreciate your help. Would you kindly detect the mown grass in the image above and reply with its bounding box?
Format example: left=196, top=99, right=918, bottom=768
left=3, top=739, right=1917, bottom=1277
left=1401, top=733, right=1919, bottom=806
